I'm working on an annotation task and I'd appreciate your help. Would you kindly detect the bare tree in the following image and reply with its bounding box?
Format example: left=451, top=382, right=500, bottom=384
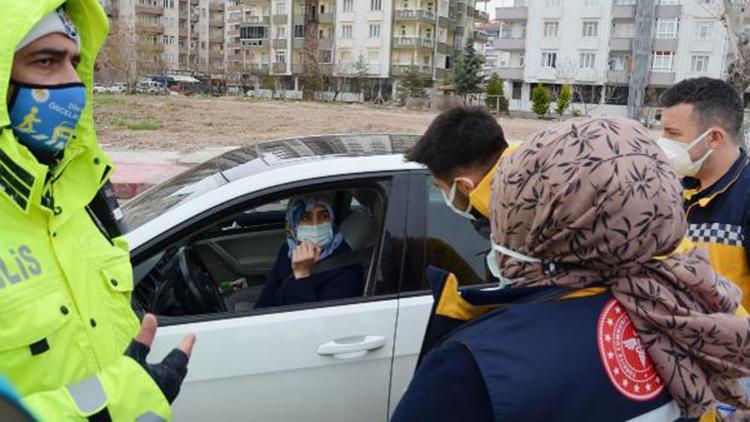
left=556, top=59, right=623, bottom=116
left=96, top=17, right=140, bottom=90
left=302, top=0, right=321, bottom=101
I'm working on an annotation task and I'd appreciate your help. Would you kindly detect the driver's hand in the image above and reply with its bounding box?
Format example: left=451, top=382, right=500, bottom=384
left=291, top=240, right=321, bottom=279
left=125, top=314, right=196, bottom=404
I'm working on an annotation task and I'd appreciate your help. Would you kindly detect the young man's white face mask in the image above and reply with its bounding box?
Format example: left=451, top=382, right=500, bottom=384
left=656, top=128, right=714, bottom=178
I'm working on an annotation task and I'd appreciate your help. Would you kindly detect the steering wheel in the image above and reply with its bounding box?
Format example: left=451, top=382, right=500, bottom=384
left=176, top=246, right=227, bottom=314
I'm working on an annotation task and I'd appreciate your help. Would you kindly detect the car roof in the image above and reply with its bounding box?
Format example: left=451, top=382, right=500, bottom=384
left=124, top=134, right=426, bottom=249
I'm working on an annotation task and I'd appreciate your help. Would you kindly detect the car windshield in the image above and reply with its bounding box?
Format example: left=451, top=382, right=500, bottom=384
left=122, top=148, right=259, bottom=230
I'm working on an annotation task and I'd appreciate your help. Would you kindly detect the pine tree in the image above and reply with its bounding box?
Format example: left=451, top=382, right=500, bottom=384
left=556, top=84, right=572, bottom=119
left=484, top=73, right=508, bottom=114
left=452, top=39, right=484, bottom=97
left=398, top=65, right=427, bottom=100
left=531, top=84, right=551, bottom=118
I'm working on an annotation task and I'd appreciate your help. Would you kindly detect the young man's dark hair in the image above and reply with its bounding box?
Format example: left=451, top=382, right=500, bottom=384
left=406, top=106, right=508, bottom=179
left=659, top=77, right=744, bottom=143
left=406, top=106, right=508, bottom=220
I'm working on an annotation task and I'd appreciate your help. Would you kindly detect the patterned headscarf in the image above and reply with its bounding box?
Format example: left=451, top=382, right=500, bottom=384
left=286, top=195, right=344, bottom=261
left=489, top=117, right=750, bottom=417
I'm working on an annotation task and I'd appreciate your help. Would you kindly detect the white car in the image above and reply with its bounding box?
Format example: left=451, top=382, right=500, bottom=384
left=123, top=134, right=490, bottom=421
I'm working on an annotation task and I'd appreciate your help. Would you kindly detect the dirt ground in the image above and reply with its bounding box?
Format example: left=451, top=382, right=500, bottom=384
left=93, top=94, right=557, bottom=151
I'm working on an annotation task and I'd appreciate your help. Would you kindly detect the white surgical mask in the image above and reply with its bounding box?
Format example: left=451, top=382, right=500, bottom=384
left=296, top=222, right=334, bottom=247
left=656, top=129, right=714, bottom=177
left=441, top=180, right=477, bottom=221
left=486, top=241, right=541, bottom=289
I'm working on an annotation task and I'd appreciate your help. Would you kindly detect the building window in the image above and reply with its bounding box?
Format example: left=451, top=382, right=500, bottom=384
left=694, top=21, right=713, bottom=39
left=276, top=2, right=286, bottom=14
left=519, top=53, right=525, bottom=67
left=543, top=21, right=559, bottom=38
left=319, top=49, right=333, bottom=63
left=582, top=21, right=598, bottom=38
left=371, top=0, right=382, bottom=11
left=609, top=54, right=629, bottom=71
left=369, top=24, right=381, bottom=38
left=541, top=51, right=557, bottom=68
left=652, top=50, right=674, bottom=72
left=579, top=52, right=596, bottom=69
left=275, top=50, right=286, bottom=63
left=294, top=24, right=304, bottom=38
left=343, top=0, right=353, bottom=12
left=241, top=26, right=267, bottom=39
left=512, top=82, right=522, bottom=100
left=691, top=55, right=709, bottom=72
left=342, top=25, right=352, bottom=39
left=276, top=26, right=286, bottom=38
left=655, top=18, right=679, bottom=38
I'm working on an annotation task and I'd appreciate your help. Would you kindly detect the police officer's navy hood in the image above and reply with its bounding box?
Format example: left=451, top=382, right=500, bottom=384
left=0, top=0, right=112, bottom=215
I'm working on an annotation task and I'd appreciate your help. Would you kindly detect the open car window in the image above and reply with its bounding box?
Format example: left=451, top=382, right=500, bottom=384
left=132, top=181, right=396, bottom=320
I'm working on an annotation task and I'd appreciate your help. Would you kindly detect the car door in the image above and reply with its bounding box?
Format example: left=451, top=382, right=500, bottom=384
left=136, top=175, right=409, bottom=422
left=388, top=173, right=492, bottom=415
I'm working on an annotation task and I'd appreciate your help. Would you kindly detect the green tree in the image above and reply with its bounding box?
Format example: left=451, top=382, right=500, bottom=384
left=484, top=73, right=508, bottom=114
left=398, top=65, right=428, bottom=101
left=452, top=39, right=484, bottom=97
left=351, top=53, right=370, bottom=99
left=556, top=84, right=572, bottom=119
left=531, top=84, right=551, bottom=118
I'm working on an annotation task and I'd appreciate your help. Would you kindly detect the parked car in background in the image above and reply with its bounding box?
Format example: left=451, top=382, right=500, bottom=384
left=93, top=83, right=126, bottom=94
left=122, top=134, right=490, bottom=421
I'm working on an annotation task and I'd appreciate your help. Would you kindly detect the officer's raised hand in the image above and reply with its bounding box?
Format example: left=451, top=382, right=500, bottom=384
left=125, top=314, right=196, bottom=403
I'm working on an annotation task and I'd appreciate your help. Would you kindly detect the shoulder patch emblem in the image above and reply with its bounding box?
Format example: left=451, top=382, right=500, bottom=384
left=597, top=298, right=664, bottom=401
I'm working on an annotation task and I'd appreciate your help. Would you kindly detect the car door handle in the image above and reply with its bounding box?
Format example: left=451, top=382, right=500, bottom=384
left=317, top=335, right=387, bottom=359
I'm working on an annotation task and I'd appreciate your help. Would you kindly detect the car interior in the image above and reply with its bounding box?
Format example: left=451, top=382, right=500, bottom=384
left=133, top=187, right=386, bottom=317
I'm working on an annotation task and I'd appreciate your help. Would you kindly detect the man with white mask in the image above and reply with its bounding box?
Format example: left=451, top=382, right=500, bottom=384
left=658, top=77, right=750, bottom=308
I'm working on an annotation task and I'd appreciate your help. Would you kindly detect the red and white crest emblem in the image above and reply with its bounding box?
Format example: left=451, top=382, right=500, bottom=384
left=597, top=299, right=664, bottom=401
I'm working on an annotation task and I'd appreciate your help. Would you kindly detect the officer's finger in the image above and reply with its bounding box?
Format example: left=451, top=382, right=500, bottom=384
left=135, top=313, right=158, bottom=348
left=176, top=333, right=196, bottom=359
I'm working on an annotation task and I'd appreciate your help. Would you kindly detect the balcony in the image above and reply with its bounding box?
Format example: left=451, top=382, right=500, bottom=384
left=190, top=0, right=199, bottom=6
left=243, top=63, right=270, bottom=74
left=136, top=42, right=165, bottom=52
left=607, top=70, right=630, bottom=84
left=612, top=5, right=635, bottom=19
left=190, top=31, right=199, bottom=39
left=319, top=38, right=334, bottom=49
left=209, top=18, right=224, bottom=27
left=391, top=64, right=432, bottom=77
left=493, top=37, right=525, bottom=50
left=241, top=16, right=270, bottom=26
left=135, top=5, right=164, bottom=15
left=273, top=14, right=288, bottom=24
left=496, top=6, right=527, bottom=21
left=273, top=62, right=287, bottom=73
left=438, top=16, right=450, bottom=27
left=209, top=51, right=224, bottom=61
left=656, top=4, right=682, bottom=18
left=437, top=42, right=453, bottom=55
left=136, top=23, right=164, bottom=34
left=273, top=38, right=287, bottom=49
left=190, top=13, right=200, bottom=23
left=495, top=67, right=524, bottom=80
left=649, top=71, right=676, bottom=87
left=475, top=10, right=489, bottom=23
left=209, top=1, right=223, bottom=11
left=609, top=37, right=633, bottom=52
left=653, top=38, right=678, bottom=50
left=474, top=30, right=488, bottom=43
left=394, top=9, right=436, bottom=24
left=209, top=34, right=224, bottom=43
left=241, top=39, right=270, bottom=48
left=228, top=29, right=240, bottom=37
left=319, top=13, right=335, bottom=24
left=393, top=37, right=434, bottom=50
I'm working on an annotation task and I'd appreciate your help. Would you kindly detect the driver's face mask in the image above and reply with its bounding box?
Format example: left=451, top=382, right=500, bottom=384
left=296, top=222, right=334, bottom=247
left=486, top=241, right=550, bottom=288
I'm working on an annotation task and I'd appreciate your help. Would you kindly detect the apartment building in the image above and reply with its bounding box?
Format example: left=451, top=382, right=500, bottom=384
left=100, top=0, right=225, bottom=78
left=224, top=0, right=488, bottom=96
left=490, top=0, right=731, bottom=117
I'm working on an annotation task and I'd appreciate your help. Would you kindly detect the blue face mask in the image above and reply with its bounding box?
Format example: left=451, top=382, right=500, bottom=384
left=9, top=81, right=86, bottom=164
left=296, top=222, right=334, bottom=247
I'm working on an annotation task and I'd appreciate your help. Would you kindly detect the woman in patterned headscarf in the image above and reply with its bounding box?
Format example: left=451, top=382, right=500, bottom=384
left=392, top=117, right=750, bottom=422
left=255, top=194, right=364, bottom=308
left=488, top=117, right=750, bottom=418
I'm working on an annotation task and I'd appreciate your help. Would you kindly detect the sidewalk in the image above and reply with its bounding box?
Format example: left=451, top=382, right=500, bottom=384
left=105, top=147, right=234, bottom=200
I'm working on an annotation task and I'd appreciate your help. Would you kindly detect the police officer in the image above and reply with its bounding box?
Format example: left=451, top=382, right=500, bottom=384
left=658, top=77, right=750, bottom=310
left=1, top=1, right=195, bottom=420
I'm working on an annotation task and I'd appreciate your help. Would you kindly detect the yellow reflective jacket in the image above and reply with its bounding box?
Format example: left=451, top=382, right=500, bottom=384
left=0, top=1, right=170, bottom=420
